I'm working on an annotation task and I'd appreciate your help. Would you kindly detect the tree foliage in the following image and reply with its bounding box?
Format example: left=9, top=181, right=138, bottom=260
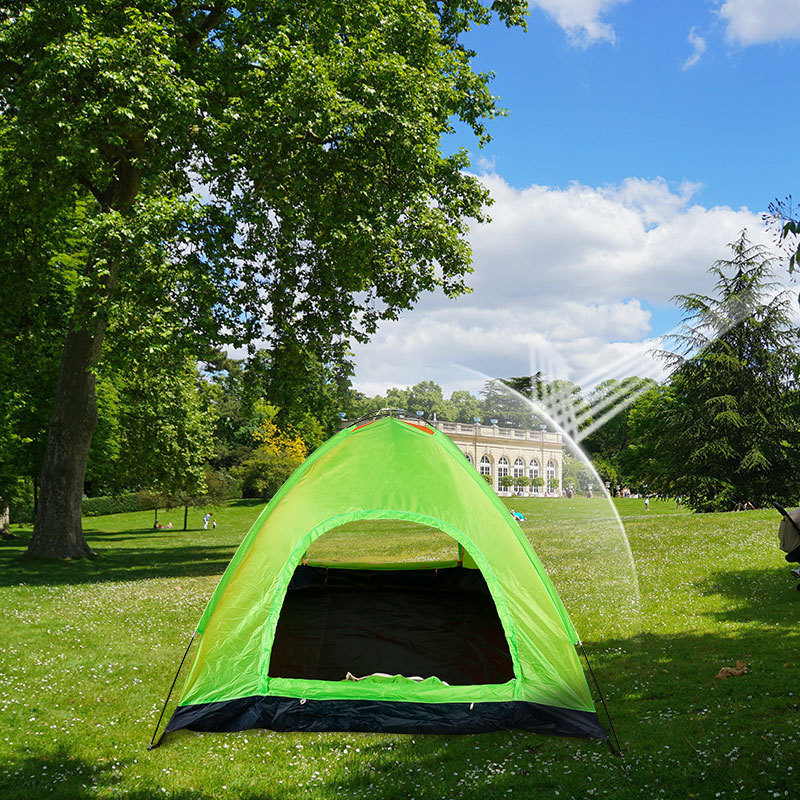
left=202, top=352, right=264, bottom=473
left=114, top=356, right=215, bottom=504
left=448, top=389, right=484, bottom=423
left=0, top=0, right=527, bottom=352
left=234, top=405, right=307, bottom=499
left=0, top=128, right=74, bottom=517
left=407, top=380, right=447, bottom=418
left=626, top=232, right=800, bottom=511
left=0, top=0, right=527, bottom=557
left=492, top=375, right=582, bottom=431
left=581, top=377, right=657, bottom=488
left=561, top=453, right=595, bottom=493
left=764, top=195, right=800, bottom=274
left=482, top=378, right=536, bottom=427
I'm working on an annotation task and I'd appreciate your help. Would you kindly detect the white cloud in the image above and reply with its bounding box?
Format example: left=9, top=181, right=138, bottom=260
left=532, top=0, right=630, bottom=45
left=719, top=0, right=800, bottom=45
left=475, top=155, right=497, bottom=173
left=683, top=27, right=708, bottom=69
left=352, top=302, right=660, bottom=398
left=352, top=175, right=773, bottom=397
left=465, top=173, right=764, bottom=307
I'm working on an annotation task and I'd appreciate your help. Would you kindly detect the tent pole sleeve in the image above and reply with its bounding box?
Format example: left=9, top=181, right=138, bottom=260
left=148, top=632, right=196, bottom=751
left=578, top=642, right=624, bottom=758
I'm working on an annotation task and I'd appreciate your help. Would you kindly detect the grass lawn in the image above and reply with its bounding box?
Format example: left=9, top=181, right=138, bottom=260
left=1, top=497, right=798, bottom=799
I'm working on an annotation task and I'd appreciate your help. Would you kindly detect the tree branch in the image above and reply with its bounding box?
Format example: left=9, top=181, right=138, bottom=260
left=78, top=177, right=104, bottom=207
left=185, top=3, right=227, bottom=50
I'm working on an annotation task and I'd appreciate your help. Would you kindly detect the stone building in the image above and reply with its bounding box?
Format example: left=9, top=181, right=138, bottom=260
left=430, top=420, right=563, bottom=496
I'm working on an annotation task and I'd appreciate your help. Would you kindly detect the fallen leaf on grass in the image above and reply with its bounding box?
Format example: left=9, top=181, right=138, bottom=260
left=715, top=660, right=747, bottom=679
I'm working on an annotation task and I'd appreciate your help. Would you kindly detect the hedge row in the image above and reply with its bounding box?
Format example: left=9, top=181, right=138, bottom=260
left=9, top=492, right=157, bottom=524
left=83, top=492, right=156, bottom=517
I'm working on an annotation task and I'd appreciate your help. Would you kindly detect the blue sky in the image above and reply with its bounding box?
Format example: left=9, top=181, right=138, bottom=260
left=352, top=1, right=800, bottom=398
left=453, top=0, right=797, bottom=211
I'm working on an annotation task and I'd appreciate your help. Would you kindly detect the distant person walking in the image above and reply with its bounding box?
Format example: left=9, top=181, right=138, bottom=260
left=212, top=518, right=217, bottom=529
left=644, top=496, right=650, bottom=511
left=203, top=512, right=211, bottom=530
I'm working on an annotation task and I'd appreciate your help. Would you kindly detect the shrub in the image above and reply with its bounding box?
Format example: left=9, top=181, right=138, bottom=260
left=83, top=492, right=155, bottom=517
left=8, top=491, right=157, bottom=524
left=233, top=415, right=307, bottom=500
left=8, top=499, right=34, bottom=524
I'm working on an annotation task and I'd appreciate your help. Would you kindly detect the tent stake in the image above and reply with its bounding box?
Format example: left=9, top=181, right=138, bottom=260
left=148, top=632, right=196, bottom=751
left=578, top=642, right=624, bottom=758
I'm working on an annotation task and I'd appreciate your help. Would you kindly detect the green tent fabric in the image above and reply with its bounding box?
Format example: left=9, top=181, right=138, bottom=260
left=158, top=416, right=609, bottom=743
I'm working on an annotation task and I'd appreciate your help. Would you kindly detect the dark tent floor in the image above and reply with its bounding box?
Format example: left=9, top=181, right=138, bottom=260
left=268, top=565, right=515, bottom=685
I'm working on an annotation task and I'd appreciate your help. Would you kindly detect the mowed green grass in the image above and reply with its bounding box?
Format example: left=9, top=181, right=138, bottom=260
left=1, top=496, right=798, bottom=799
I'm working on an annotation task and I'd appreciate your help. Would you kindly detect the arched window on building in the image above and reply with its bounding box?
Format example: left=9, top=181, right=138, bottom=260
left=546, top=459, right=557, bottom=493
left=529, top=459, right=540, bottom=495
left=497, top=456, right=509, bottom=492
left=464, top=453, right=473, bottom=464
left=513, top=458, right=525, bottom=493
left=479, top=455, right=491, bottom=481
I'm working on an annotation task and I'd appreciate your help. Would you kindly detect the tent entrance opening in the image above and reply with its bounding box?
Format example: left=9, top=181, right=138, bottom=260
left=268, top=564, right=514, bottom=685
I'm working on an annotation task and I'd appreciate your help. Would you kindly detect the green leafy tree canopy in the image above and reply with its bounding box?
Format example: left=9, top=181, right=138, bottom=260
left=1, top=0, right=527, bottom=558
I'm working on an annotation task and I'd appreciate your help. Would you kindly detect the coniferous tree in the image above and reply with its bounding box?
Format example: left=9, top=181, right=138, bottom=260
left=626, top=231, right=800, bottom=511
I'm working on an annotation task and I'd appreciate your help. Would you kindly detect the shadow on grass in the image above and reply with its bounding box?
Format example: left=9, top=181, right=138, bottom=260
left=80, top=530, right=208, bottom=542
left=0, top=499, right=264, bottom=590
left=0, top=746, right=105, bottom=800
left=0, top=744, right=280, bottom=800
left=0, top=532, right=237, bottom=588
left=226, top=498, right=264, bottom=508
left=696, top=566, right=800, bottom=624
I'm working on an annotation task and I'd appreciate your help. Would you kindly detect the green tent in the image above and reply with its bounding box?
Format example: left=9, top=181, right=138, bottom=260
left=155, top=416, right=610, bottom=744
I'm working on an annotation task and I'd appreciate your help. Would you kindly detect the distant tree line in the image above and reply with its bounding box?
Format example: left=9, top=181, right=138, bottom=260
left=343, top=375, right=657, bottom=497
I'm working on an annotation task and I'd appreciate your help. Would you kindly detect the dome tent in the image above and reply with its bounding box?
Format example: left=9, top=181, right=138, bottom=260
left=151, top=415, right=613, bottom=747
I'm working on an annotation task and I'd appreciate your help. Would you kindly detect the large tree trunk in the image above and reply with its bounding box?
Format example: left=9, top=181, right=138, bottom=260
left=26, top=322, right=105, bottom=559
left=24, top=147, right=137, bottom=559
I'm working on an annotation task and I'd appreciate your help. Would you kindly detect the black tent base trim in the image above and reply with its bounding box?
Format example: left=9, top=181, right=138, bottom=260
left=163, top=695, right=608, bottom=741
